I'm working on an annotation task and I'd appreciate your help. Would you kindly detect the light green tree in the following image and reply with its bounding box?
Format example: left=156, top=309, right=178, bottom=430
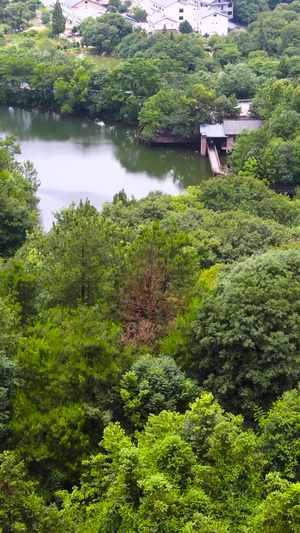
left=0, top=451, right=66, bottom=533
left=121, top=354, right=198, bottom=427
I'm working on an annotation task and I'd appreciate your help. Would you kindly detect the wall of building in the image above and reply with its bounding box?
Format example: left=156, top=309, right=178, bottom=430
left=210, top=0, right=233, bottom=17
left=194, top=11, right=228, bottom=35
left=226, top=135, right=235, bottom=151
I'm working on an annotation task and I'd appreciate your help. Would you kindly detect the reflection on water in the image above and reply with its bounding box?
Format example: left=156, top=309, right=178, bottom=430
left=0, top=107, right=213, bottom=229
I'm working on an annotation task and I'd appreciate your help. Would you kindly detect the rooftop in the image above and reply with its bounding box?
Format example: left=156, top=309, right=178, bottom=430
left=200, top=123, right=225, bottom=137
left=195, top=6, right=228, bottom=18
left=64, top=0, right=81, bottom=7
left=200, top=119, right=264, bottom=138
left=74, top=6, right=105, bottom=19
left=149, top=12, right=177, bottom=23
left=153, top=0, right=178, bottom=7
left=223, top=119, right=264, bottom=135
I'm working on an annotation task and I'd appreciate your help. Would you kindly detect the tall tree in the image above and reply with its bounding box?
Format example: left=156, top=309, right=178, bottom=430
left=118, top=222, right=197, bottom=345
left=51, top=0, right=65, bottom=36
left=40, top=200, right=122, bottom=309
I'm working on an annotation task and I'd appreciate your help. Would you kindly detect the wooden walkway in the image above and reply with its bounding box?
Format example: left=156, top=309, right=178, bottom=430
left=207, top=142, right=229, bottom=176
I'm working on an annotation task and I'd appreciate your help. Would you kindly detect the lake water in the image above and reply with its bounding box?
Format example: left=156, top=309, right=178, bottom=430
left=0, top=106, right=212, bottom=229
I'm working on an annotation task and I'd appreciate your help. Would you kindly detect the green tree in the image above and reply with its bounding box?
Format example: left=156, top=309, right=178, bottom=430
left=0, top=136, right=40, bottom=258
left=54, top=66, right=91, bottom=114
left=139, top=85, right=214, bottom=140
left=10, top=305, right=133, bottom=491
left=234, top=0, right=268, bottom=25
left=121, top=355, right=198, bottom=427
left=80, top=13, right=132, bottom=53
left=0, top=297, right=19, bottom=442
left=217, top=63, right=258, bottom=99
left=39, top=200, right=122, bottom=308
left=246, top=474, right=300, bottom=533
left=168, top=208, right=296, bottom=266
left=171, top=249, right=300, bottom=420
left=51, top=0, right=65, bottom=35
left=2, top=2, right=32, bottom=30
left=60, top=395, right=264, bottom=532
left=130, top=6, right=147, bottom=20
left=41, top=10, right=51, bottom=24
left=187, top=175, right=300, bottom=227
left=179, top=20, right=193, bottom=33
left=259, top=387, right=300, bottom=480
left=101, top=58, right=164, bottom=121
left=262, top=138, right=299, bottom=184
left=0, top=451, right=66, bottom=533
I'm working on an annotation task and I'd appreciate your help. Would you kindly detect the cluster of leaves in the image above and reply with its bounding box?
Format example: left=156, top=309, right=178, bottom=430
left=80, top=13, right=133, bottom=54
left=0, top=0, right=39, bottom=32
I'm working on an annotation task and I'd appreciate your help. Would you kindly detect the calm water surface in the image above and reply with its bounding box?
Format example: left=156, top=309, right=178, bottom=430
left=0, top=107, right=212, bottom=229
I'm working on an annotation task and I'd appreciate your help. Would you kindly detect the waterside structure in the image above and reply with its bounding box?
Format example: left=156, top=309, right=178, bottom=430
left=200, top=118, right=264, bottom=174
left=200, top=119, right=264, bottom=155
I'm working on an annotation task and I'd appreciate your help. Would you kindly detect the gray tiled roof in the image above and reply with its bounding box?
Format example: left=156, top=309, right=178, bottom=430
left=200, top=123, right=225, bottom=137
left=223, top=119, right=264, bottom=135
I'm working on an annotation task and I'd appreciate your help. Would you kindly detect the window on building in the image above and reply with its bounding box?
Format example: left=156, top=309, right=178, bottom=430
left=179, top=7, right=183, bottom=11
left=228, top=10, right=232, bottom=14
left=179, top=15, right=183, bottom=19
left=228, top=2, right=232, bottom=6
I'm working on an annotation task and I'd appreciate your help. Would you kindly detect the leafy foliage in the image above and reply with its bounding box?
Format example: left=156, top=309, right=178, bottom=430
left=0, top=451, right=66, bottom=533
left=171, top=249, right=300, bottom=419
left=0, top=136, right=39, bottom=258
left=121, top=355, right=198, bottom=427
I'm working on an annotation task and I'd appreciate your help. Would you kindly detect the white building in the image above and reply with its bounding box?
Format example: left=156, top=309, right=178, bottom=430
left=193, top=7, right=228, bottom=35
left=136, top=0, right=233, bottom=34
left=61, top=0, right=106, bottom=25
left=148, top=12, right=178, bottom=31
left=190, top=0, right=233, bottom=19
left=41, top=0, right=106, bottom=26
left=147, top=0, right=229, bottom=34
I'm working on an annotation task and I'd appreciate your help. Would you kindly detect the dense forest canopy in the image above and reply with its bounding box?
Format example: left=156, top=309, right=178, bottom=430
left=1, top=135, right=300, bottom=530
left=2, top=1, right=300, bottom=530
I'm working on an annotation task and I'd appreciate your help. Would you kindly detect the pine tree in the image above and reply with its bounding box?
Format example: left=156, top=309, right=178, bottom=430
left=52, top=0, right=65, bottom=35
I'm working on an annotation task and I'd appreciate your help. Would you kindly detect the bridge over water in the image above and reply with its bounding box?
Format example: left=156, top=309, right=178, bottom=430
left=207, top=141, right=229, bottom=176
